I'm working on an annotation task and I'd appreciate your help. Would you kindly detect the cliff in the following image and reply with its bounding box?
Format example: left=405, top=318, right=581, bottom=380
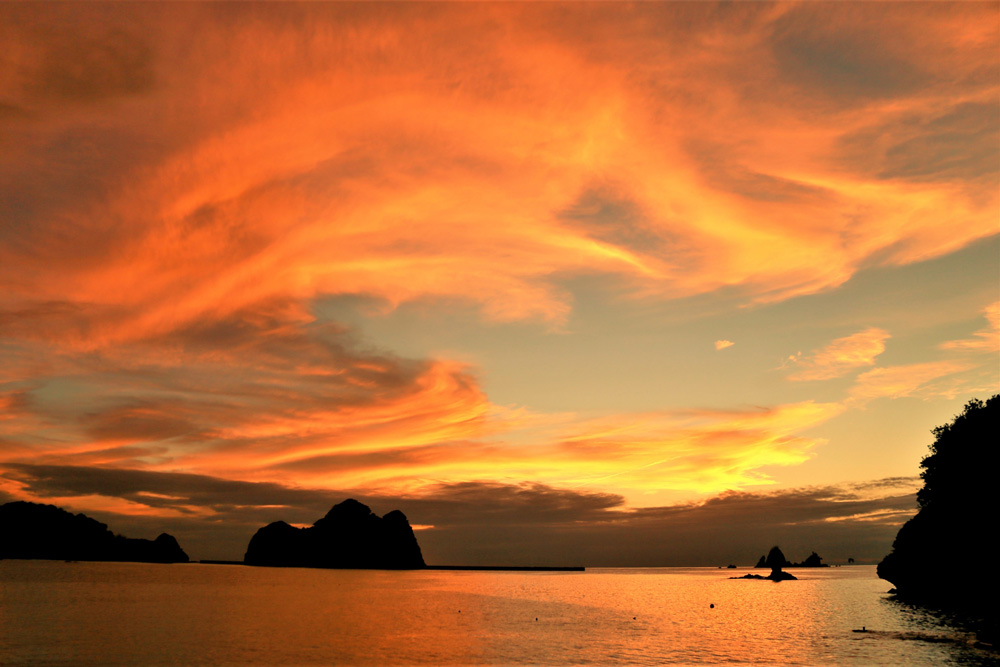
left=244, top=498, right=425, bottom=569
left=878, top=395, right=999, bottom=608
left=0, top=501, right=189, bottom=563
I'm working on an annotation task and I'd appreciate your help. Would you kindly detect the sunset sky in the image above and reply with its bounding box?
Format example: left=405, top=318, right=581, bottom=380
left=1, top=2, right=997, bottom=565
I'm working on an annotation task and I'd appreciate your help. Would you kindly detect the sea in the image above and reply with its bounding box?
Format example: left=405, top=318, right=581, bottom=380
left=0, top=561, right=996, bottom=666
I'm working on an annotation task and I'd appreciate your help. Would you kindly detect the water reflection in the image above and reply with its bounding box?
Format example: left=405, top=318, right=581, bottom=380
left=1, top=562, right=996, bottom=666
left=880, top=594, right=999, bottom=664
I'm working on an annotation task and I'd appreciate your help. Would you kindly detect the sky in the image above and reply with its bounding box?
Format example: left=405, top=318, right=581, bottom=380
left=1, top=2, right=997, bottom=566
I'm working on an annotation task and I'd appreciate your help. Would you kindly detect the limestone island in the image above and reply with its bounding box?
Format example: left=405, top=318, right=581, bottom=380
left=244, top=498, right=425, bottom=569
left=753, top=550, right=828, bottom=569
left=732, top=546, right=797, bottom=581
left=0, top=501, right=189, bottom=563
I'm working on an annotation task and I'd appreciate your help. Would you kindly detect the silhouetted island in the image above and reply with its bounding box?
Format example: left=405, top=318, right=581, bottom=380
left=754, top=550, right=828, bottom=568
left=734, top=546, right=797, bottom=581
left=878, top=396, right=999, bottom=612
left=244, top=498, right=425, bottom=569
left=0, top=501, right=189, bottom=563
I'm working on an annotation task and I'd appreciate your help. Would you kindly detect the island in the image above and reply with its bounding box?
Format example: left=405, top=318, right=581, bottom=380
left=754, top=550, right=829, bottom=568
left=734, top=546, right=797, bottom=581
left=878, top=396, right=998, bottom=611
left=0, top=501, right=189, bottom=563
left=244, top=498, right=425, bottom=569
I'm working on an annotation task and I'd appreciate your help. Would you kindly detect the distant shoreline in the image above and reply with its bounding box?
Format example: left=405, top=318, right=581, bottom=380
left=196, top=560, right=583, bottom=571
left=4, top=559, right=875, bottom=570
left=426, top=565, right=585, bottom=572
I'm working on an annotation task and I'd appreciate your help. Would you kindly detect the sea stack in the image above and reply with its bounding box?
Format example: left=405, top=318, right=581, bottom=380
left=732, top=546, right=797, bottom=581
left=244, top=499, right=425, bottom=569
left=764, top=546, right=796, bottom=581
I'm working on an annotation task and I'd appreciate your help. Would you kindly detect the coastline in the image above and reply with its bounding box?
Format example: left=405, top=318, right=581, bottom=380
left=196, top=560, right=583, bottom=571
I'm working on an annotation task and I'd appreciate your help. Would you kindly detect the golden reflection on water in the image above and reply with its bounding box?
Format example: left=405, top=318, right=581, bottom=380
left=0, top=562, right=988, bottom=666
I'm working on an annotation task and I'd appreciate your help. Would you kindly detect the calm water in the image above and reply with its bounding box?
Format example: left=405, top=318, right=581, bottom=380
left=0, top=561, right=996, bottom=666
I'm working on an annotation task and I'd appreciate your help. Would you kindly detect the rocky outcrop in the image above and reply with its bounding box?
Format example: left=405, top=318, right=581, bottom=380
left=0, top=501, right=189, bottom=563
left=878, top=396, right=999, bottom=609
left=737, top=546, right=796, bottom=580
left=764, top=545, right=797, bottom=580
left=733, top=571, right=797, bottom=581
left=753, top=550, right=828, bottom=568
left=797, top=551, right=825, bottom=567
left=244, top=499, right=425, bottom=569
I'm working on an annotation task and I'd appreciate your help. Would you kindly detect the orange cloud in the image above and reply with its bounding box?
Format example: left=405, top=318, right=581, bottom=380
left=265, top=400, right=849, bottom=498
left=1, top=4, right=996, bottom=352
left=787, top=328, right=891, bottom=381
left=848, top=361, right=975, bottom=402
left=714, top=340, right=734, bottom=350
left=553, top=401, right=845, bottom=494
left=0, top=3, right=996, bottom=521
left=821, top=509, right=914, bottom=526
left=1, top=316, right=847, bottom=500
left=941, top=301, right=1000, bottom=352
left=0, top=316, right=504, bottom=493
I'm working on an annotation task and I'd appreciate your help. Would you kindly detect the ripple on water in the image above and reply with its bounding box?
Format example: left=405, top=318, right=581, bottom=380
left=0, top=562, right=996, bottom=666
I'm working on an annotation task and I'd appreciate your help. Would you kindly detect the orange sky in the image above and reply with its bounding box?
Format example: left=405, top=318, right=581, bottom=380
left=0, top=2, right=997, bottom=563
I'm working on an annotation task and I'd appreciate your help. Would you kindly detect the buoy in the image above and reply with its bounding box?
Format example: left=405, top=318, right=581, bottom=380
left=710, top=604, right=714, bottom=608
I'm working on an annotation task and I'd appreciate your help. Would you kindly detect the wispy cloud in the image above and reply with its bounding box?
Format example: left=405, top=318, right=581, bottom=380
left=2, top=4, right=996, bottom=352
left=715, top=339, right=735, bottom=350
left=941, top=301, right=1000, bottom=352
left=0, top=3, right=995, bottom=561
left=555, top=401, right=845, bottom=493
left=849, top=360, right=975, bottom=402
left=786, top=328, right=891, bottom=381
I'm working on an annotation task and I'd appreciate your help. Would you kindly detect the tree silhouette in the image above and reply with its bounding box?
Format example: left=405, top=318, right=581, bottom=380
left=878, top=395, right=998, bottom=611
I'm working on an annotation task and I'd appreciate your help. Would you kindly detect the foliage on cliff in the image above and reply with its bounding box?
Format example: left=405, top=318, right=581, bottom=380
left=877, top=395, right=998, bottom=606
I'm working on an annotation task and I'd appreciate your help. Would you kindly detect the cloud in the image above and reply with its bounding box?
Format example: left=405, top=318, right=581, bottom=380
left=941, top=301, right=1000, bottom=352
left=4, top=396, right=846, bottom=502
left=1, top=463, right=917, bottom=565
left=714, top=339, right=734, bottom=350
left=786, top=328, right=891, bottom=381
left=399, top=480, right=919, bottom=567
left=3, top=464, right=342, bottom=519
left=1, top=3, right=996, bottom=355
left=0, top=3, right=995, bottom=559
left=259, top=399, right=849, bottom=496
left=849, top=361, right=975, bottom=402
left=0, top=312, right=502, bottom=492
left=0, top=282, right=850, bottom=499
left=554, top=401, right=845, bottom=493
left=1, top=330, right=848, bottom=502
